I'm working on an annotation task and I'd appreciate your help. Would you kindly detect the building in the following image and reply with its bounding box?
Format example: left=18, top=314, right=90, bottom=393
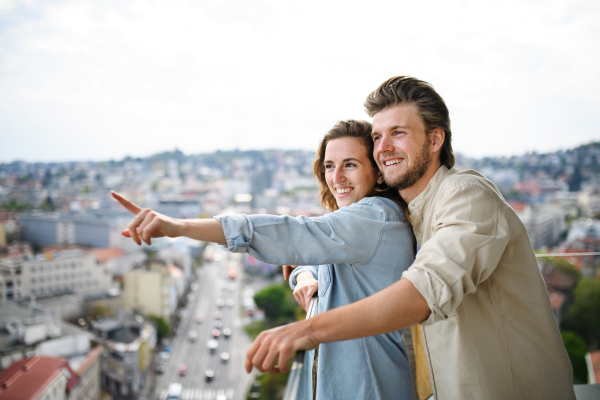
left=511, top=203, right=565, bottom=250
left=94, top=314, right=156, bottom=398
left=578, top=186, right=600, bottom=218
left=0, top=355, right=78, bottom=400
left=18, top=214, right=140, bottom=254
left=68, top=345, right=102, bottom=400
left=0, top=301, right=91, bottom=372
left=0, top=249, right=113, bottom=303
left=124, top=259, right=181, bottom=320
left=586, top=350, right=600, bottom=384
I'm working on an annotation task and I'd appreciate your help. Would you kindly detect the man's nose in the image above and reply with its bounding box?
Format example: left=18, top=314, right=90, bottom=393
left=377, top=134, right=394, bottom=153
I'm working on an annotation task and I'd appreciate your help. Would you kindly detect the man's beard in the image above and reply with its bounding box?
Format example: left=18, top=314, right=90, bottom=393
left=381, top=138, right=432, bottom=191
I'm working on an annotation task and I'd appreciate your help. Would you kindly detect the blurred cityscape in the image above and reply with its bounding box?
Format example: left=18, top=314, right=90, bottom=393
left=0, top=142, right=600, bottom=399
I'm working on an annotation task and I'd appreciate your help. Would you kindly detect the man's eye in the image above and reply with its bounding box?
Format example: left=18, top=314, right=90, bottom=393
left=373, top=136, right=381, bottom=142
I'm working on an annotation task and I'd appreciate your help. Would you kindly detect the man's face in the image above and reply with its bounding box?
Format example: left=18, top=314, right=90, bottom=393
left=371, top=104, right=433, bottom=191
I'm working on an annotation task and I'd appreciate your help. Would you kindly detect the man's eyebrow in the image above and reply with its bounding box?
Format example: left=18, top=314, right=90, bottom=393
left=372, top=124, right=412, bottom=136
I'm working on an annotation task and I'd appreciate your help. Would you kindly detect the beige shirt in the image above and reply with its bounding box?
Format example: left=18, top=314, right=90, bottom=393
left=402, top=167, right=575, bottom=400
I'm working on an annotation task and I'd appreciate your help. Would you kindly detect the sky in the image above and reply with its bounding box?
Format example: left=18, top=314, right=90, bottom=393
left=0, top=0, right=599, bottom=163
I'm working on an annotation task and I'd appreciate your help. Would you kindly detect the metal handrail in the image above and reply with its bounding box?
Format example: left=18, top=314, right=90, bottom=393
left=282, top=296, right=319, bottom=400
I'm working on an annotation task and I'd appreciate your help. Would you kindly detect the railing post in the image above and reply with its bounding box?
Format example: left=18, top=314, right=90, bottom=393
left=282, top=296, right=318, bottom=400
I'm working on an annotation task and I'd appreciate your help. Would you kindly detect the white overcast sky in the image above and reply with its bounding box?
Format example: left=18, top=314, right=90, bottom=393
left=0, top=0, right=599, bottom=163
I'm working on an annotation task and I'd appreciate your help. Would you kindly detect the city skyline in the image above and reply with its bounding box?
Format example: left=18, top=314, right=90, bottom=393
left=1, top=0, right=599, bottom=163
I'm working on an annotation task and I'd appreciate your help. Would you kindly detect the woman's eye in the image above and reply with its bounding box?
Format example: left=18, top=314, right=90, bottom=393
left=345, top=162, right=356, bottom=168
left=324, top=164, right=334, bottom=170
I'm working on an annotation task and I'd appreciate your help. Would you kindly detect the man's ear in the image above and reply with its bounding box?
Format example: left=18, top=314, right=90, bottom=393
left=431, top=128, right=445, bottom=153
left=377, top=172, right=384, bottom=185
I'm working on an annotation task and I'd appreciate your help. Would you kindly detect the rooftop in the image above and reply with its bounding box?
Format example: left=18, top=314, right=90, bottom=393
left=0, top=356, right=78, bottom=400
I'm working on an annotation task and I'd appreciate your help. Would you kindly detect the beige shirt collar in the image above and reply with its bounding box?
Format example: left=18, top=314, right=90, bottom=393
left=408, top=165, right=449, bottom=238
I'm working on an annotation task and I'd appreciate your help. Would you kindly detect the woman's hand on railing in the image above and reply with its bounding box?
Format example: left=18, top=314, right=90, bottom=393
left=111, top=191, right=183, bottom=245
left=282, top=265, right=297, bottom=281
left=293, top=272, right=318, bottom=312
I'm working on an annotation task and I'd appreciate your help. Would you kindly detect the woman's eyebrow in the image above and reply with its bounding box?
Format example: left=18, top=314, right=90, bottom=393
left=324, top=157, right=361, bottom=164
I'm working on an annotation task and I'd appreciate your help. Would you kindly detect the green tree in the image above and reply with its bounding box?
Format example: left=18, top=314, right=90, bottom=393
left=254, top=283, right=297, bottom=323
left=147, top=314, right=171, bottom=343
left=564, top=278, right=600, bottom=349
left=560, top=330, right=589, bottom=384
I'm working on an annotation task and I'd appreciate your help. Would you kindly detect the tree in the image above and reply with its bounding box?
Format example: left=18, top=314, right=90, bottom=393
left=254, top=283, right=297, bottom=323
left=560, top=331, right=589, bottom=384
left=147, top=314, right=171, bottom=343
left=564, top=278, right=600, bottom=350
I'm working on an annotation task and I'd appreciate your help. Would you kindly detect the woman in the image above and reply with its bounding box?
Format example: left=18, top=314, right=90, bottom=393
left=112, top=120, right=416, bottom=400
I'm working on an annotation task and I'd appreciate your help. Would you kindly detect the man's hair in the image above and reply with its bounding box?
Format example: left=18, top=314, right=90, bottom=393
left=313, top=119, right=406, bottom=213
left=364, top=76, right=455, bottom=169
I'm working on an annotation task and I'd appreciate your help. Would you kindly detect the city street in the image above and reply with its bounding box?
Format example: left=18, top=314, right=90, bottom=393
left=154, top=249, right=258, bottom=400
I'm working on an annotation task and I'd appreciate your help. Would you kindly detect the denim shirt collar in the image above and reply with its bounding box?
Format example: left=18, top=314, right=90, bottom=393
left=407, top=165, right=449, bottom=241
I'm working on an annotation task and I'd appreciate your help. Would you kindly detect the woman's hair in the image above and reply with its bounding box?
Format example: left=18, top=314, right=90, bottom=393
left=313, top=119, right=407, bottom=214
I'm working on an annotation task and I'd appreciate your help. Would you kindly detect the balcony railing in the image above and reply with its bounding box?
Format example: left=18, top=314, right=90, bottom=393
left=282, top=296, right=318, bottom=400
left=280, top=253, right=600, bottom=399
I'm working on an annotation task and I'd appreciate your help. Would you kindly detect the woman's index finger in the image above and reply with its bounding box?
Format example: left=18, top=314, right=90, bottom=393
left=111, top=191, right=142, bottom=215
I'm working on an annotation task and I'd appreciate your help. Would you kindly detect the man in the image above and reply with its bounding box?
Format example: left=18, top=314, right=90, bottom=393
left=245, top=76, right=575, bottom=399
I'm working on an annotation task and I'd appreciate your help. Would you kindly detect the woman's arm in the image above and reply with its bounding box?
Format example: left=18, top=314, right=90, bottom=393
left=111, top=191, right=227, bottom=245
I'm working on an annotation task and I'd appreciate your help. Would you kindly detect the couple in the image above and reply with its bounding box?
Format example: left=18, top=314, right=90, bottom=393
left=115, top=119, right=418, bottom=399
left=114, top=76, right=575, bottom=399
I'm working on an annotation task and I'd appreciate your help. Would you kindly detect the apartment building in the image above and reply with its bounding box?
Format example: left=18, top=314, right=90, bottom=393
left=94, top=314, right=156, bottom=398
left=0, top=249, right=112, bottom=303
left=124, top=259, right=181, bottom=319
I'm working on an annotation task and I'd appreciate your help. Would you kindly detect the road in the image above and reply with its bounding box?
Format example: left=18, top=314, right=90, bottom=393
left=155, top=248, right=259, bottom=400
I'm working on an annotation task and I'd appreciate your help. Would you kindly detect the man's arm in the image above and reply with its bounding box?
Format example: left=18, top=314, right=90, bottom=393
left=245, top=278, right=430, bottom=373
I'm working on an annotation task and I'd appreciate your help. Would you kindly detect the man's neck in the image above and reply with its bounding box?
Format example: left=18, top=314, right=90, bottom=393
left=399, top=161, right=443, bottom=204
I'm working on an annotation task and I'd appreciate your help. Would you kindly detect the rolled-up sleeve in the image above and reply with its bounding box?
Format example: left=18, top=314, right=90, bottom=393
left=214, top=199, right=390, bottom=266
left=289, top=265, right=319, bottom=289
left=402, top=183, right=511, bottom=325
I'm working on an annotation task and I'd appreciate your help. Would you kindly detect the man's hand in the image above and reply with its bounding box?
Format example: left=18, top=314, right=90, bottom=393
left=282, top=265, right=297, bottom=281
left=293, top=272, right=318, bottom=312
left=245, top=319, right=319, bottom=374
left=111, top=191, right=183, bottom=246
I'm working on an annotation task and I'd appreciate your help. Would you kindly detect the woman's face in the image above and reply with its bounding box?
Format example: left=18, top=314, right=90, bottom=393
left=324, top=137, right=379, bottom=208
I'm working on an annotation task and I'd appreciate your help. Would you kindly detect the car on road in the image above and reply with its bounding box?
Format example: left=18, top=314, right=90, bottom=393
left=178, top=364, right=187, bottom=376
left=226, top=298, right=235, bottom=308
left=195, top=313, right=204, bottom=323
left=205, top=369, right=215, bottom=382
left=191, top=283, right=198, bottom=291
left=228, top=283, right=236, bottom=291
left=207, top=339, right=219, bottom=353
left=214, top=311, right=222, bottom=320
left=216, top=298, right=225, bottom=308
left=220, top=352, right=230, bottom=363
left=214, top=320, right=223, bottom=329
left=167, top=383, right=183, bottom=400
left=222, top=328, right=232, bottom=338
left=178, top=308, right=188, bottom=319
left=188, top=330, right=198, bottom=343
left=212, top=329, right=221, bottom=338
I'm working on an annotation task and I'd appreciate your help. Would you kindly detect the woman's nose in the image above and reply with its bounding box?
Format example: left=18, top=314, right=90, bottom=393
left=333, top=167, right=346, bottom=183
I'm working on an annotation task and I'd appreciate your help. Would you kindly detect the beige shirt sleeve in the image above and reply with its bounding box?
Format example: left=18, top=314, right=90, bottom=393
left=403, top=182, right=512, bottom=325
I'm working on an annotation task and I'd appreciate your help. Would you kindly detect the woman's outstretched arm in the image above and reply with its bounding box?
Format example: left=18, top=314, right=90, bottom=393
left=111, top=191, right=226, bottom=245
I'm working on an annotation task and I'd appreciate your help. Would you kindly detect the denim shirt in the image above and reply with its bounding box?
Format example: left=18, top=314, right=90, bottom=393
left=216, top=197, right=416, bottom=400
